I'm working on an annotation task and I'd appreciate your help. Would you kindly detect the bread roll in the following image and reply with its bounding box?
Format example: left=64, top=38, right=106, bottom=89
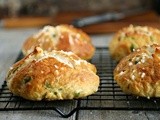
left=6, top=47, right=99, bottom=101
left=114, top=44, right=160, bottom=98
left=22, top=24, right=95, bottom=60
left=109, top=25, right=160, bottom=61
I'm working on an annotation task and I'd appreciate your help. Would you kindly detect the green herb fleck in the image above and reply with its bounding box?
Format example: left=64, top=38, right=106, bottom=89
left=130, top=44, right=135, bottom=52
left=52, top=34, right=56, bottom=37
left=129, top=58, right=132, bottom=62
left=42, top=93, right=47, bottom=99
left=22, top=76, right=32, bottom=84
left=45, top=81, right=52, bottom=88
left=129, top=37, right=135, bottom=40
left=134, top=60, right=139, bottom=64
left=58, top=88, right=63, bottom=91
left=54, top=92, right=57, bottom=95
left=12, top=67, right=19, bottom=74
left=150, top=36, right=155, bottom=42
left=74, top=92, right=80, bottom=98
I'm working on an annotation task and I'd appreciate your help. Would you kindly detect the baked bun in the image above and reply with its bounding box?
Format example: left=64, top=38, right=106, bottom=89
left=6, top=47, right=99, bottom=101
left=22, top=24, right=95, bottom=60
left=114, top=44, right=160, bottom=98
left=109, top=25, right=160, bottom=61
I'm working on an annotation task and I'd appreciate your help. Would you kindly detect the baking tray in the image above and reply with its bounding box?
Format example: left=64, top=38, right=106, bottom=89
left=1, top=47, right=160, bottom=118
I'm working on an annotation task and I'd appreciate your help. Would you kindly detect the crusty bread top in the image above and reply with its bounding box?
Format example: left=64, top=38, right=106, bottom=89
left=6, top=47, right=99, bottom=100
left=109, top=25, right=160, bottom=61
left=114, top=44, right=160, bottom=98
left=22, top=24, right=95, bottom=60
left=115, top=44, right=160, bottom=81
left=8, top=47, right=96, bottom=84
left=118, top=25, right=160, bottom=37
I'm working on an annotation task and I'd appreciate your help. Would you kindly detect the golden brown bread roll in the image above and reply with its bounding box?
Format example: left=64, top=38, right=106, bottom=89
left=114, top=44, right=160, bottom=98
left=22, top=24, right=95, bottom=60
left=6, top=47, right=99, bottom=101
left=109, top=25, right=160, bottom=61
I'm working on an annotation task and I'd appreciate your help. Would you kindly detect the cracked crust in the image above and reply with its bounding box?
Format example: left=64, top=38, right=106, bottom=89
left=114, top=44, right=160, bottom=98
left=22, top=24, right=95, bottom=60
left=6, top=47, right=99, bottom=101
left=109, top=25, right=160, bottom=61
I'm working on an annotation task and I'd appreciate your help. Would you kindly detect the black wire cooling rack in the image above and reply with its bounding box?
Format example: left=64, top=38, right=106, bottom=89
left=1, top=47, right=160, bottom=118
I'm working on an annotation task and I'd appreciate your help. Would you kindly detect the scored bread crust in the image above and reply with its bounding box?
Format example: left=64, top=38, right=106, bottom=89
left=114, top=44, right=160, bottom=98
left=6, top=47, right=99, bottom=101
left=22, top=24, right=95, bottom=60
left=109, top=25, right=160, bottom=61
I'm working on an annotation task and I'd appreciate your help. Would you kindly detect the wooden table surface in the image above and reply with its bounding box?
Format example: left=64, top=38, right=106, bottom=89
left=0, top=10, right=160, bottom=120
left=2, top=10, right=160, bottom=34
left=54, top=10, right=160, bottom=34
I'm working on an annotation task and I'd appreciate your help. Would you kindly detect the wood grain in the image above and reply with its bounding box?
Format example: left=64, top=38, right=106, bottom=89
left=2, top=10, right=160, bottom=34
left=54, top=10, right=160, bottom=34
left=2, top=17, right=52, bottom=28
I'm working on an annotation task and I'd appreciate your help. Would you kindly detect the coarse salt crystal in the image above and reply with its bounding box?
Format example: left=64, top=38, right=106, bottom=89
left=10, top=67, right=13, bottom=70
left=137, top=49, right=140, bottom=52
left=131, top=74, right=135, bottom=80
left=141, top=72, right=145, bottom=78
left=76, top=33, right=80, bottom=38
left=136, top=57, right=140, bottom=61
left=129, top=62, right=133, bottom=66
left=54, top=65, right=58, bottom=69
left=119, top=71, right=124, bottom=75
left=55, top=70, right=59, bottom=75
left=141, top=59, right=145, bottom=63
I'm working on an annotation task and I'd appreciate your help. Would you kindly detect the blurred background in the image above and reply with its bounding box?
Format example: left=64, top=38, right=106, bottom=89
left=0, top=0, right=155, bottom=17
left=0, top=0, right=159, bottom=33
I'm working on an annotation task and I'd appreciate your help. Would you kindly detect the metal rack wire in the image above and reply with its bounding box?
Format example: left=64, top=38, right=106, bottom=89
left=1, top=47, right=160, bottom=118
